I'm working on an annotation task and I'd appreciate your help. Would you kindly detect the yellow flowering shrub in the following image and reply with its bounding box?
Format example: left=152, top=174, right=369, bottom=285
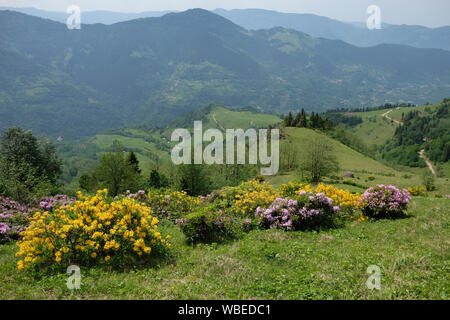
left=16, top=190, right=170, bottom=271
left=407, top=186, right=428, bottom=197
left=218, top=180, right=278, bottom=217
left=314, top=183, right=362, bottom=209
left=146, top=189, right=200, bottom=220
left=280, top=182, right=362, bottom=212
left=280, top=182, right=313, bottom=197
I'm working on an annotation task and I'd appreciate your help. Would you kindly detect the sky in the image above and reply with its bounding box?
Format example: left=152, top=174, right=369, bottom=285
left=1, top=0, right=449, bottom=27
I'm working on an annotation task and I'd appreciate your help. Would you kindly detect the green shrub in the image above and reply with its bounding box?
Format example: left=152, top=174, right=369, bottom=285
left=421, top=172, right=436, bottom=191
left=176, top=208, right=240, bottom=244
left=343, top=180, right=368, bottom=189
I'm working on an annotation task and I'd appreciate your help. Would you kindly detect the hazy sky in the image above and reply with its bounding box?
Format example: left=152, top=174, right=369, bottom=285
left=1, top=0, right=449, bottom=27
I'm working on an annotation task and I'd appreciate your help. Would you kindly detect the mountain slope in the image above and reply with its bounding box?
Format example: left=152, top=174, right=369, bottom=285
left=57, top=104, right=281, bottom=184
left=0, top=7, right=173, bottom=24
left=57, top=105, right=450, bottom=194
left=4, top=7, right=449, bottom=51
left=214, top=8, right=450, bottom=51
left=1, top=9, right=450, bottom=138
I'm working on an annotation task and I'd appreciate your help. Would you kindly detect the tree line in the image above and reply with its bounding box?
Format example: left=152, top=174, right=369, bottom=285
left=283, top=109, right=334, bottom=131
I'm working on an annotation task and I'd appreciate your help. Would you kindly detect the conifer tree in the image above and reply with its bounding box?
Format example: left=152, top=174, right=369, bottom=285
left=127, top=151, right=141, bottom=174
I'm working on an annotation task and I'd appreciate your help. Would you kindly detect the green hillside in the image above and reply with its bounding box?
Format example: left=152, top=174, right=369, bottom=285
left=2, top=9, right=450, bottom=138
left=58, top=105, right=449, bottom=195
left=58, top=105, right=281, bottom=185
left=332, top=102, right=445, bottom=148
left=346, top=109, right=397, bottom=147
left=269, top=127, right=449, bottom=194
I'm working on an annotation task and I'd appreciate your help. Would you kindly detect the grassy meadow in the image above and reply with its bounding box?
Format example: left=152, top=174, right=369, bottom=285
left=1, top=197, right=448, bottom=299
left=274, top=127, right=450, bottom=194
left=3, top=104, right=448, bottom=301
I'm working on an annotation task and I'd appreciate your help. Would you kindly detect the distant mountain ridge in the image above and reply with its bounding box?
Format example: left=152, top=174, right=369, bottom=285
left=1, top=9, right=450, bottom=139
left=0, top=7, right=173, bottom=24
left=2, top=7, right=449, bottom=51
left=214, top=9, right=450, bottom=51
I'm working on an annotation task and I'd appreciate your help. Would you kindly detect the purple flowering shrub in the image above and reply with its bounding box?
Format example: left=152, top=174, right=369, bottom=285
left=0, top=197, right=33, bottom=243
left=359, top=185, right=411, bottom=219
left=344, top=171, right=355, bottom=178
left=39, top=194, right=76, bottom=211
left=256, top=192, right=339, bottom=231
left=1, top=194, right=76, bottom=244
left=176, top=207, right=239, bottom=244
left=123, top=190, right=147, bottom=201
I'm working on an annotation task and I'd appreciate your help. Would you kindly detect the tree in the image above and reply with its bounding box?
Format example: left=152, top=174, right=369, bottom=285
left=126, top=151, right=141, bottom=174
left=299, top=137, right=339, bottom=182
left=298, top=109, right=307, bottom=127
left=79, top=173, right=98, bottom=193
left=93, top=151, right=140, bottom=196
left=421, top=171, right=436, bottom=191
left=147, top=169, right=169, bottom=189
left=0, top=127, right=62, bottom=199
left=284, top=112, right=294, bottom=127
left=280, top=140, right=298, bottom=171
left=177, top=163, right=211, bottom=196
left=293, top=112, right=301, bottom=127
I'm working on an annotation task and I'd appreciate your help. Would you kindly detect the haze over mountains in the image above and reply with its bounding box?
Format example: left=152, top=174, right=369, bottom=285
left=2, top=7, right=450, bottom=51
left=1, top=8, right=450, bottom=139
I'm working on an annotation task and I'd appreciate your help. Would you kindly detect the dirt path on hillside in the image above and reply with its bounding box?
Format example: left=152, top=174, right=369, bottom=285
left=419, top=149, right=436, bottom=175
left=381, top=109, right=403, bottom=125
left=212, top=113, right=225, bottom=131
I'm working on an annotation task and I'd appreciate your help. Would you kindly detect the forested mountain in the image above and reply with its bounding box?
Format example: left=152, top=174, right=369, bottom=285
left=213, top=9, right=450, bottom=51
left=3, top=7, right=450, bottom=51
left=1, top=9, right=450, bottom=138
left=0, top=7, right=172, bottom=24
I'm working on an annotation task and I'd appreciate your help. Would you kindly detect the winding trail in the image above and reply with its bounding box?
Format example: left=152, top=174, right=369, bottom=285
left=419, top=149, right=436, bottom=175
left=381, top=109, right=435, bottom=175
left=381, top=109, right=403, bottom=125
left=211, top=113, right=225, bottom=131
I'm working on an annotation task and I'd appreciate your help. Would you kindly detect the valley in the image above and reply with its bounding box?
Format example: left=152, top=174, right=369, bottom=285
left=0, top=4, right=449, bottom=302
left=1, top=9, right=450, bottom=138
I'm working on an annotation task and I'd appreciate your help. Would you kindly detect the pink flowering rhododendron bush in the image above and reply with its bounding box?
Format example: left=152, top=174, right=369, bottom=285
left=256, top=191, right=340, bottom=231
left=0, top=197, right=34, bottom=243
left=359, top=184, right=411, bottom=219
left=1, top=195, right=76, bottom=244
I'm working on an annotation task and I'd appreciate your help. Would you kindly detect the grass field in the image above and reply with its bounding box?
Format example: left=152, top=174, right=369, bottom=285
left=1, top=197, right=448, bottom=299
left=347, top=109, right=397, bottom=147
left=388, top=103, right=441, bottom=122
left=276, top=127, right=450, bottom=194
left=60, top=105, right=449, bottom=194
left=66, top=106, right=281, bottom=177
left=345, top=103, right=442, bottom=148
